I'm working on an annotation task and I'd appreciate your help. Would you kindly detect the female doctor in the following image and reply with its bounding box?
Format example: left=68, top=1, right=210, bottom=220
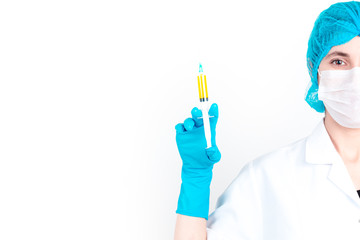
left=174, top=1, right=360, bottom=239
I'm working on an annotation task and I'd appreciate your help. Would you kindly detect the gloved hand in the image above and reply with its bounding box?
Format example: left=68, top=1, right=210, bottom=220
left=175, top=103, right=221, bottom=220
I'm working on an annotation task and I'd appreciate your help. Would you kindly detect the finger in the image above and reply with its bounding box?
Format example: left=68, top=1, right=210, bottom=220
left=208, top=103, right=219, bottom=118
left=175, top=123, right=185, bottom=133
left=205, top=146, right=221, bottom=164
left=191, top=107, right=203, bottom=127
left=184, top=118, right=195, bottom=131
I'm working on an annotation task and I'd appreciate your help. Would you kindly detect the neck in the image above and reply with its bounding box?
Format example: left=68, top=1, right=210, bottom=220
left=324, top=111, right=360, bottom=164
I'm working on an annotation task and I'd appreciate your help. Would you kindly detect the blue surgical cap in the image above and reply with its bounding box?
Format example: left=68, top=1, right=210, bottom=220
left=305, top=1, right=360, bottom=112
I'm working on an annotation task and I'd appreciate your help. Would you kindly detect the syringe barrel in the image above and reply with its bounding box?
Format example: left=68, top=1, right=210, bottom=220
left=201, top=102, right=212, bottom=149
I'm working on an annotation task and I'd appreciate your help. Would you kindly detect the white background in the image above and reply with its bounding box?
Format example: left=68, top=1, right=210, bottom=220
left=0, top=0, right=339, bottom=239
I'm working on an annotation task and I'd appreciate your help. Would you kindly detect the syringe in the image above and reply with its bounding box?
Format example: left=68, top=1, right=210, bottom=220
left=197, top=63, right=212, bottom=149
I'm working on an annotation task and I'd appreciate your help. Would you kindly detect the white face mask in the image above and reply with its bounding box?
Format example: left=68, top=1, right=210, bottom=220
left=318, top=67, right=360, bottom=128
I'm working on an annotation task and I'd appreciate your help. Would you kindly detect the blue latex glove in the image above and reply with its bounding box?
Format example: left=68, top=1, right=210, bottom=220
left=175, top=103, right=221, bottom=220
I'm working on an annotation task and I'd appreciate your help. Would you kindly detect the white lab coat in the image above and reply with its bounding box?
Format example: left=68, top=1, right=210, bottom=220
left=206, top=119, right=360, bottom=239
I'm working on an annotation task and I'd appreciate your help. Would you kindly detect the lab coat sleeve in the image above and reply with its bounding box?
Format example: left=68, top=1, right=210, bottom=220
left=206, top=160, right=263, bottom=240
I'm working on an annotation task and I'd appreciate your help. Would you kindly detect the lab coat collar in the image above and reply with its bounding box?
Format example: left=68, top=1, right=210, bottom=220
left=305, top=118, right=338, bottom=165
left=305, top=118, right=360, bottom=207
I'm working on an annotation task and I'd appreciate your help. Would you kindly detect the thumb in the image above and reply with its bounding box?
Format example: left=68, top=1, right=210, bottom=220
left=205, top=146, right=221, bottom=164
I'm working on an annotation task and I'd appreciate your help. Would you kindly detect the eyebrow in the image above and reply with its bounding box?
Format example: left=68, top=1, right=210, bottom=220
left=324, top=51, right=350, bottom=59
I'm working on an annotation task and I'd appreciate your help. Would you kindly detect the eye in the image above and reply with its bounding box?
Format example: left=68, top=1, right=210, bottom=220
left=330, top=59, right=346, bottom=66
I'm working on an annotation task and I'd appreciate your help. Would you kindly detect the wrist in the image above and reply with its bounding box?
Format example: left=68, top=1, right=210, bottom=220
left=180, top=165, right=213, bottom=181
left=176, top=180, right=211, bottom=220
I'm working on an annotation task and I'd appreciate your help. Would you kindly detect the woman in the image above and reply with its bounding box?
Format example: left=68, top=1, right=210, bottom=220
left=174, top=1, right=360, bottom=239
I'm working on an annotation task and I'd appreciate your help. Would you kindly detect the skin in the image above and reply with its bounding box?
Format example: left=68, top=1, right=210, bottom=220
left=174, top=215, right=206, bottom=240
left=318, top=36, right=360, bottom=190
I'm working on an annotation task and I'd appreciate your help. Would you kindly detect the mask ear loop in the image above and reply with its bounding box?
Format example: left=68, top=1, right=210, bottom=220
left=317, top=69, right=322, bottom=86
left=317, top=69, right=326, bottom=116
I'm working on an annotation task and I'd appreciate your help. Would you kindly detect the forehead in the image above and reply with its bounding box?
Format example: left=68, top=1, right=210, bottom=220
left=328, top=36, right=360, bottom=54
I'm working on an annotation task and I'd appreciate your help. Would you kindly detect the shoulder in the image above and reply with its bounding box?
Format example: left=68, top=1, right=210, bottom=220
left=224, top=136, right=309, bottom=195
left=249, top=136, right=308, bottom=177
